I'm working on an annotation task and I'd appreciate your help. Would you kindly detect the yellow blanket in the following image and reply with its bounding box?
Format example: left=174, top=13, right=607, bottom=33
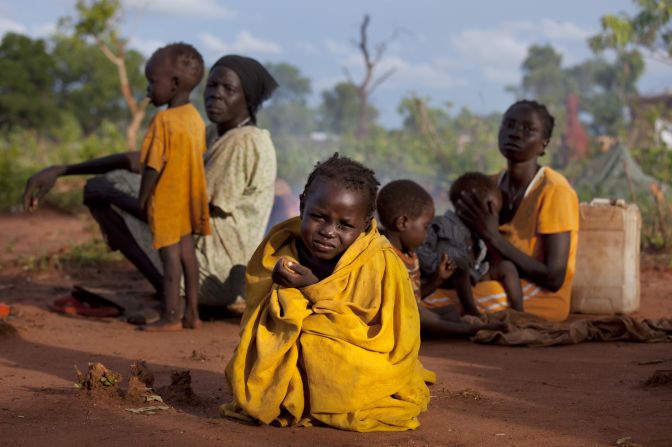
left=222, top=217, right=435, bottom=432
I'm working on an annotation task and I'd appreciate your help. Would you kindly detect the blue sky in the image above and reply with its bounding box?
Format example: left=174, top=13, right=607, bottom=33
left=1, top=0, right=670, bottom=127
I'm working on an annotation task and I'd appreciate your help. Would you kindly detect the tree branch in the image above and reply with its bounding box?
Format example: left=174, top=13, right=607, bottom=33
left=98, top=41, right=121, bottom=65
left=369, top=67, right=396, bottom=94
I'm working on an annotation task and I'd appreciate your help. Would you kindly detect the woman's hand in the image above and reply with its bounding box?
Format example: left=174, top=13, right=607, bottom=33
left=456, top=190, right=500, bottom=241
left=23, top=165, right=67, bottom=212
left=272, top=257, right=319, bottom=289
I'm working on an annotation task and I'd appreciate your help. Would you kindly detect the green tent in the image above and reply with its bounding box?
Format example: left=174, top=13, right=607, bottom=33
left=573, top=143, right=668, bottom=202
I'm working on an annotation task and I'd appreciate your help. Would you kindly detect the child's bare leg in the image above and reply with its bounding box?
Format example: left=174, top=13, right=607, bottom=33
left=454, top=268, right=481, bottom=317
left=180, top=235, right=202, bottom=329
left=419, top=305, right=504, bottom=336
left=142, top=242, right=183, bottom=332
left=489, top=260, right=524, bottom=311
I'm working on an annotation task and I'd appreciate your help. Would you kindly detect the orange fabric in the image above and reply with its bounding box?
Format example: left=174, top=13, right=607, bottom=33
left=422, top=168, right=579, bottom=322
left=391, top=246, right=422, bottom=302
left=140, top=104, right=211, bottom=249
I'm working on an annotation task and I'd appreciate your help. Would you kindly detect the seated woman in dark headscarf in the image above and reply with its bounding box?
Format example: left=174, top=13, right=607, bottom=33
left=23, top=55, right=279, bottom=315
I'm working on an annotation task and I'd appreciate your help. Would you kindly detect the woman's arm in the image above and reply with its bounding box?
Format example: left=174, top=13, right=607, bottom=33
left=457, top=191, right=570, bottom=292
left=487, top=232, right=569, bottom=292
left=23, top=152, right=140, bottom=211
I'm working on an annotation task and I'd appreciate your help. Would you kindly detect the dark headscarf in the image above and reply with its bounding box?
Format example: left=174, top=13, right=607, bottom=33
left=211, top=55, right=278, bottom=123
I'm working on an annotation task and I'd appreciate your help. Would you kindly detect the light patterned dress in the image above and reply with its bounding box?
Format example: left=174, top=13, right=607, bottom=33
left=108, top=125, right=277, bottom=306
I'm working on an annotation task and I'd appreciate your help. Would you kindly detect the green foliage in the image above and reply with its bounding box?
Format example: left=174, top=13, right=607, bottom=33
left=590, top=0, right=672, bottom=61
left=264, top=62, right=312, bottom=105
left=258, top=102, right=316, bottom=136
left=257, top=62, right=316, bottom=135
left=74, top=0, right=122, bottom=44
left=511, top=43, right=644, bottom=139
left=397, top=96, right=452, bottom=133
left=51, top=34, right=146, bottom=133
left=272, top=98, right=506, bottom=215
left=0, top=31, right=145, bottom=136
left=0, top=33, right=60, bottom=130
left=0, top=125, right=127, bottom=211
left=18, top=237, right=124, bottom=271
left=520, top=45, right=569, bottom=106
left=319, top=82, right=378, bottom=135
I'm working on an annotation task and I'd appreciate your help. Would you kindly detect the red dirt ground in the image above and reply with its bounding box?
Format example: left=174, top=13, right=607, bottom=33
left=1, top=209, right=671, bottom=446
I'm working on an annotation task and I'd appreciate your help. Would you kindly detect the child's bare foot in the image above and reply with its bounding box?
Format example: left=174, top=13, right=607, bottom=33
left=182, top=306, right=202, bottom=329
left=182, top=318, right=203, bottom=329
left=140, top=318, right=183, bottom=332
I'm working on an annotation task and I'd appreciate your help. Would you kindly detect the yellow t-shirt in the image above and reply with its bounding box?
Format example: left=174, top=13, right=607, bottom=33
left=140, top=104, right=211, bottom=249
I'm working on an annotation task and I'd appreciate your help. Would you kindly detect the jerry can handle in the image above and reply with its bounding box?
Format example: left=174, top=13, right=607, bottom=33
left=589, top=198, right=627, bottom=208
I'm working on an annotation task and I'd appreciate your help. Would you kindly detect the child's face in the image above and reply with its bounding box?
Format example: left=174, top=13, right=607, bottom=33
left=300, top=180, right=371, bottom=261
left=399, top=204, right=434, bottom=253
left=498, top=104, right=547, bottom=163
left=145, top=54, right=176, bottom=107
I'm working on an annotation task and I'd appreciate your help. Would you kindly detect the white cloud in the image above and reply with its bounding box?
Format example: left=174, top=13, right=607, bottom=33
left=539, top=19, right=594, bottom=41
left=376, top=56, right=465, bottom=89
left=295, top=41, right=318, bottom=54
left=122, top=0, right=235, bottom=19
left=313, top=75, right=345, bottom=93
left=324, top=38, right=352, bottom=55
left=452, top=28, right=528, bottom=66
left=128, top=36, right=166, bottom=57
left=199, top=31, right=282, bottom=55
left=482, top=66, right=520, bottom=84
left=639, top=54, right=672, bottom=94
left=32, top=22, right=56, bottom=38
left=448, top=20, right=593, bottom=86
left=0, top=17, right=27, bottom=36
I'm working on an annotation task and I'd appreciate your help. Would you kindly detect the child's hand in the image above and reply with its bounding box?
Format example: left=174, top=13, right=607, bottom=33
left=436, top=253, right=456, bottom=280
left=272, top=257, right=319, bottom=289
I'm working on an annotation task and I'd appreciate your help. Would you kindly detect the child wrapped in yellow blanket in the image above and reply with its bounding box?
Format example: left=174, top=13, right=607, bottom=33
left=222, top=154, right=435, bottom=432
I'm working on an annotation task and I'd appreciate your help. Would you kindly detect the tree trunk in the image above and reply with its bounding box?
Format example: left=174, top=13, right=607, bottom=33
left=99, top=41, right=147, bottom=151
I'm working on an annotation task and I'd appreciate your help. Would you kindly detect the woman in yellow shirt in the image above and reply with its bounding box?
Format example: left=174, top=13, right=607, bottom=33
left=454, top=100, right=579, bottom=322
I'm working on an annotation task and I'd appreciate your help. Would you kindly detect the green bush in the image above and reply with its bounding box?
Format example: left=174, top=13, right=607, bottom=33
left=0, top=122, right=127, bottom=212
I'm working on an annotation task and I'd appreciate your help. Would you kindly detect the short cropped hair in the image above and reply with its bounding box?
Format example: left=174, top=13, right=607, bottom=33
left=300, top=153, right=380, bottom=217
left=449, top=172, right=501, bottom=206
left=376, top=180, right=434, bottom=230
left=153, top=43, right=204, bottom=90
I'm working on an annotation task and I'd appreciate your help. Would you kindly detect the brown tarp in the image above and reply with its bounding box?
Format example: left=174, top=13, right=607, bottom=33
left=469, top=311, right=672, bottom=347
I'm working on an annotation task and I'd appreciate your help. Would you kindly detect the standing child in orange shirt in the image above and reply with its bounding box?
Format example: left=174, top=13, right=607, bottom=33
left=138, top=43, right=211, bottom=331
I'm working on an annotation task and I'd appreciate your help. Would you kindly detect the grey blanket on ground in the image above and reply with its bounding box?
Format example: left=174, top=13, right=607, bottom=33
left=470, top=310, right=672, bottom=347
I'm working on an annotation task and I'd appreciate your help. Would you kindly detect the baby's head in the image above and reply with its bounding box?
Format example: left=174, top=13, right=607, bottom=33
left=449, top=172, right=502, bottom=214
left=145, top=43, right=204, bottom=106
left=377, top=180, right=435, bottom=253
left=299, top=153, right=380, bottom=261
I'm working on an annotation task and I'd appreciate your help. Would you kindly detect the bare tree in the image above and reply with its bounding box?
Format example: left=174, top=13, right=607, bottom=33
left=74, top=0, right=149, bottom=151
left=345, top=15, right=398, bottom=139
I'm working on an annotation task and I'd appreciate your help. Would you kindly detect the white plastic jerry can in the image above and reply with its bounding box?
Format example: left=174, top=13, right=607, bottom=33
left=571, top=199, right=642, bottom=315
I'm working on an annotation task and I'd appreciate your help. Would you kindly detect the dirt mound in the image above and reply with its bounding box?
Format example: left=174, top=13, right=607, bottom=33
left=75, top=362, right=123, bottom=399
left=156, top=370, right=200, bottom=405
left=75, top=360, right=160, bottom=404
